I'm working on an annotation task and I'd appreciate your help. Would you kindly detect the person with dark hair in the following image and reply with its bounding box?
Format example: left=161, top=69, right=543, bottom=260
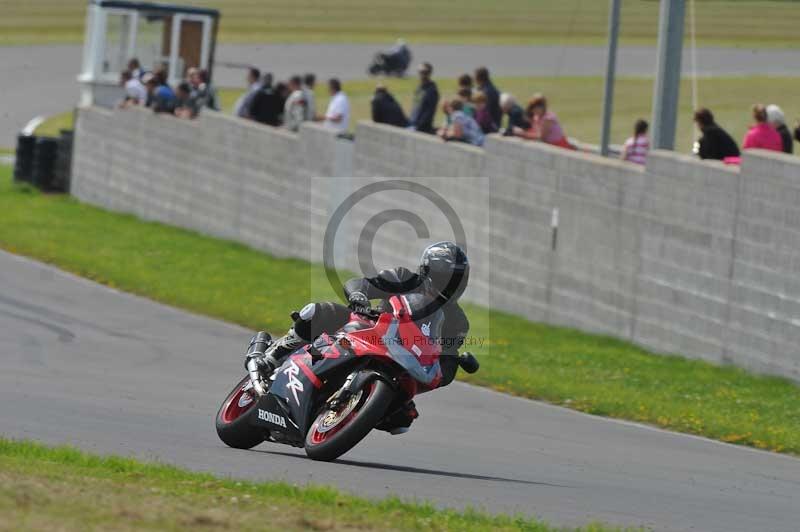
left=742, top=104, right=782, bottom=152
left=302, top=73, right=317, bottom=121
left=499, top=92, right=529, bottom=135
left=249, top=72, right=283, bottom=126
left=456, top=87, right=476, bottom=118
left=175, top=81, right=199, bottom=118
left=371, top=84, right=408, bottom=127
left=474, top=67, right=501, bottom=128
left=457, top=73, right=473, bottom=97
left=766, top=104, right=793, bottom=154
left=621, top=119, right=650, bottom=165
left=119, top=69, right=146, bottom=106
left=127, top=58, right=143, bottom=79
left=408, top=62, right=439, bottom=134
left=693, top=108, right=740, bottom=160
left=283, top=75, right=307, bottom=132
left=188, top=67, right=219, bottom=111
left=322, top=78, right=350, bottom=132
left=514, top=93, right=573, bottom=149
left=234, top=67, right=261, bottom=118
left=143, top=72, right=176, bottom=114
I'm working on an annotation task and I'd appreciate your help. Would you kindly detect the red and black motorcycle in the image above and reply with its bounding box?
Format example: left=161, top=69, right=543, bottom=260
left=215, top=294, right=478, bottom=461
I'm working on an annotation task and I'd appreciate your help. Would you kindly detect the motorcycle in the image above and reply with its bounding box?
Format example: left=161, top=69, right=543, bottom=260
left=215, top=294, right=479, bottom=461
left=367, top=44, right=412, bottom=77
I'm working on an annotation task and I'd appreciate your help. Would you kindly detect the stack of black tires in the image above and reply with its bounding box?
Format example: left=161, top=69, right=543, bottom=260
left=14, top=129, right=73, bottom=192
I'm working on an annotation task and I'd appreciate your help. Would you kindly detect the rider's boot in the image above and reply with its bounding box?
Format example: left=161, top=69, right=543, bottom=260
left=262, top=327, right=306, bottom=371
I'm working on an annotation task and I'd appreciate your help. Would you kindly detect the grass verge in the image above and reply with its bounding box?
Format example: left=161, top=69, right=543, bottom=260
left=1, top=165, right=799, bottom=455
left=37, top=75, right=800, bottom=151
left=0, top=438, right=622, bottom=531
left=1, top=0, right=798, bottom=47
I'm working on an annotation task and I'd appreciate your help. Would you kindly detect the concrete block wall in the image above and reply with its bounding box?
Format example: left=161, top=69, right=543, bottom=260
left=71, top=107, right=800, bottom=381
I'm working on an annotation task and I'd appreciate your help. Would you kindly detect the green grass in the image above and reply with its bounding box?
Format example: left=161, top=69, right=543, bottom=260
left=1, top=0, right=798, bottom=47
left=2, top=165, right=800, bottom=455
left=38, top=75, right=800, bottom=151
left=0, top=439, right=622, bottom=531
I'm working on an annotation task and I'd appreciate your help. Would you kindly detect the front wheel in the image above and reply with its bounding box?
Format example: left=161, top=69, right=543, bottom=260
left=216, top=376, right=265, bottom=449
left=305, top=377, right=393, bottom=461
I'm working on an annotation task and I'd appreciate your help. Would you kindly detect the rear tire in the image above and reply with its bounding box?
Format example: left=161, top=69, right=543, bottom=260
left=305, top=377, right=393, bottom=461
left=216, top=376, right=265, bottom=450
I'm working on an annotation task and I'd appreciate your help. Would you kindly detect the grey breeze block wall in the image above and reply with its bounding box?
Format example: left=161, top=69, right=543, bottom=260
left=72, top=107, right=800, bottom=381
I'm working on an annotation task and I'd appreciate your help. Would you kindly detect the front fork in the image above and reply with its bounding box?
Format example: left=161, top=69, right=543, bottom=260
left=245, top=331, right=272, bottom=396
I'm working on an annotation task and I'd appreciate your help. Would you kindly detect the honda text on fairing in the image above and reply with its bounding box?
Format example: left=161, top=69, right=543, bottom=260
left=215, top=294, right=479, bottom=461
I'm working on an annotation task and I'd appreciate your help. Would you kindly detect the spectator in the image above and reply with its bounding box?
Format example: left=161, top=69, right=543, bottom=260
left=119, top=69, right=146, bottom=106
left=371, top=84, right=408, bottom=127
left=438, top=99, right=485, bottom=147
left=693, top=108, right=740, bottom=160
left=456, top=88, right=476, bottom=118
left=621, top=119, right=649, bottom=165
left=409, top=62, right=439, bottom=134
left=283, top=75, right=307, bottom=132
left=188, top=67, right=219, bottom=111
left=322, top=78, right=350, bottom=133
left=174, top=81, right=199, bottom=119
left=742, top=104, right=783, bottom=152
left=127, top=58, right=143, bottom=79
left=474, top=67, right=501, bottom=128
left=473, top=91, right=497, bottom=134
left=794, top=121, right=800, bottom=146
left=303, top=73, right=317, bottom=121
left=249, top=73, right=283, bottom=126
left=457, top=73, right=473, bottom=97
left=515, top=94, right=573, bottom=149
left=275, top=82, right=289, bottom=122
left=766, top=104, right=793, bottom=154
left=499, top=92, right=529, bottom=136
left=234, top=67, right=261, bottom=118
left=143, top=72, right=176, bottom=114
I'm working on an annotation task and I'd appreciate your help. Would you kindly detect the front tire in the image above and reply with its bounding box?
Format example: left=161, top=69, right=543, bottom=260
left=305, top=377, right=393, bottom=461
left=216, top=376, right=265, bottom=449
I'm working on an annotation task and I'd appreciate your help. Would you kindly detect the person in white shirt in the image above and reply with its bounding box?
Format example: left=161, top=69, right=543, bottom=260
left=234, top=67, right=261, bottom=118
left=322, top=78, right=350, bottom=133
left=119, top=70, right=147, bottom=107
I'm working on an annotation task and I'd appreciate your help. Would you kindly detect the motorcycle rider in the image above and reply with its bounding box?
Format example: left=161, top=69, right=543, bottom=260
left=248, top=242, right=471, bottom=423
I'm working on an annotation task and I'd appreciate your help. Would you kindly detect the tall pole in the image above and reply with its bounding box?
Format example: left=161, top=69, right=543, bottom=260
left=600, top=0, right=621, bottom=157
left=651, top=0, right=686, bottom=150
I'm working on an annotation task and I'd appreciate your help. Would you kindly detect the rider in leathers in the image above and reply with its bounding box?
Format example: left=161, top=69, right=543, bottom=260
left=251, top=242, right=470, bottom=430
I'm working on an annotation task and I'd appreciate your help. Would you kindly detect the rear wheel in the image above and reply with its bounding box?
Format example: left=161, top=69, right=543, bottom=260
left=216, top=376, right=265, bottom=449
left=305, top=376, right=393, bottom=461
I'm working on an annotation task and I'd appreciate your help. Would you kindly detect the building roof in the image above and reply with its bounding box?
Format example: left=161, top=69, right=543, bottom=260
left=91, top=0, right=220, bottom=18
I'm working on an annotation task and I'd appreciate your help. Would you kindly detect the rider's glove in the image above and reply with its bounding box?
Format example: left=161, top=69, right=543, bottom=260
left=347, top=291, right=370, bottom=312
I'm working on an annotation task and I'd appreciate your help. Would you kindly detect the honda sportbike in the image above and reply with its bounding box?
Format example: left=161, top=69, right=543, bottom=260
left=215, top=294, right=478, bottom=461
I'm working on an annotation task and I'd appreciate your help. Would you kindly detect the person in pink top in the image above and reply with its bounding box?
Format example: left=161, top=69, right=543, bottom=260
left=513, top=93, right=575, bottom=150
left=742, top=104, right=783, bottom=152
left=621, top=119, right=650, bottom=165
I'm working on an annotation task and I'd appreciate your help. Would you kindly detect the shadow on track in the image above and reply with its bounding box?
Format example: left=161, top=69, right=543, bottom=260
left=256, top=449, right=569, bottom=487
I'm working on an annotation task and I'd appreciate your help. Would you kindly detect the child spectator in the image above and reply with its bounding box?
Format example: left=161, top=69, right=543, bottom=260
left=371, top=85, right=408, bottom=127
left=439, top=99, right=485, bottom=147
left=499, top=93, right=529, bottom=136
left=174, top=81, right=199, bottom=119
left=515, top=94, right=574, bottom=149
left=742, top=104, right=783, bottom=152
left=322, top=78, right=350, bottom=133
left=693, top=108, right=740, bottom=160
left=621, top=119, right=650, bottom=165
left=456, top=88, right=476, bottom=118
left=473, top=91, right=497, bottom=134
left=766, top=104, right=793, bottom=154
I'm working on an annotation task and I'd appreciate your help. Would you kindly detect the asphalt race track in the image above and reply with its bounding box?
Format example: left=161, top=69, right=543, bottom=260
left=1, top=250, right=799, bottom=531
